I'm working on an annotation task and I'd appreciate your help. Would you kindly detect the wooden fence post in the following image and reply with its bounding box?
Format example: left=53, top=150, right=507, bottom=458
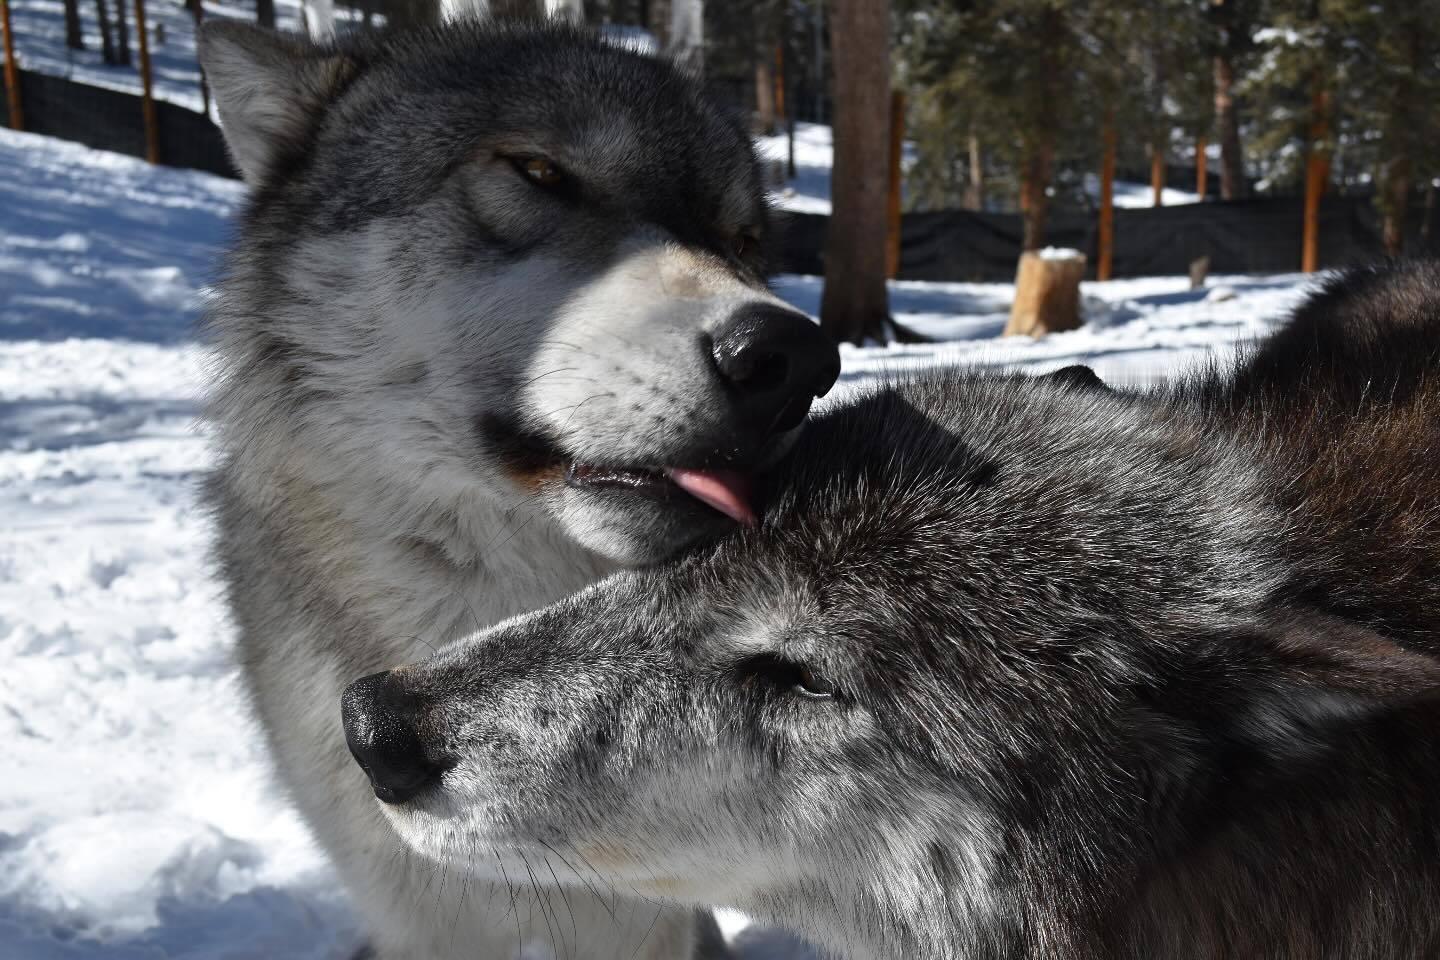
left=1, top=0, right=22, bottom=131
left=135, top=0, right=159, bottom=163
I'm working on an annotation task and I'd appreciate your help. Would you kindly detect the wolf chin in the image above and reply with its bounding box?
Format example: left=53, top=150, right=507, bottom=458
left=199, top=19, right=839, bottom=960
left=347, top=262, right=1440, bottom=959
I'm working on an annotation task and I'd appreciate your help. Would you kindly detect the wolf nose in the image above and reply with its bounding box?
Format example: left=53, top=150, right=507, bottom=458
left=341, top=671, right=446, bottom=805
left=711, top=305, right=841, bottom=434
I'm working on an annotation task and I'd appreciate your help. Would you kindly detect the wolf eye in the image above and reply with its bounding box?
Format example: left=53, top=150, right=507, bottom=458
left=732, top=233, right=758, bottom=260
left=513, top=156, right=565, bottom=189
left=792, top=665, right=836, bottom=699
left=738, top=654, right=836, bottom=701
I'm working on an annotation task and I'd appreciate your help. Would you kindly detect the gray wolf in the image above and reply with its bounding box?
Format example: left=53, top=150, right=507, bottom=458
left=344, top=262, right=1440, bottom=958
left=198, top=18, right=838, bottom=960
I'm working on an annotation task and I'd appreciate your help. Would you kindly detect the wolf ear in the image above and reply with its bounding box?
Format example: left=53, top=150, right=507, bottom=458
left=198, top=22, right=356, bottom=185
left=1208, top=614, right=1439, bottom=759
left=1045, top=364, right=1109, bottom=393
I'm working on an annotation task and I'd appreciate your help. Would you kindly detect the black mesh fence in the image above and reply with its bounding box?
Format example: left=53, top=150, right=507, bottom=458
left=1, top=68, right=237, bottom=177
left=6, top=66, right=1437, bottom=280
left=775, top=196, right=1440, bottom=282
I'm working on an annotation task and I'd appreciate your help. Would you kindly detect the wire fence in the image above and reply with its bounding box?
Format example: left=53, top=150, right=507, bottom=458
left=3, top=5, right=1436, bottom=281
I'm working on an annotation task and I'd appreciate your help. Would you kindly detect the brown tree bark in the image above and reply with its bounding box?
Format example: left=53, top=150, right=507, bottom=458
left=113, top=0, right=131, bottom=66
left=1302, top=86, right=1330, bottom=273
left=1, top=0, right=22, bottom=130
left=963, top=129, right=984, bottom=211
left=92, top=0, right=116, bottom=64
left=1098, top=113, right=1116, bottom=281
left=819, top=0, right=890, bottom=345
left=1213, top=52, right=1244, bottom=199
left=885, top=89, right=904, bottom=279
left=753, top=45, right=776, bottom=134
left=64, top=0, right=84, bottom=49
left=1019, top=138, right=1055, bottom=251
left=1196, top=136, right=1207, bottom=199
left=1150, top=143, right=1165, bottom=207
left=1018, top=5, right=1063, bottom=250
left=1382, top=156, right=1411, bottom=257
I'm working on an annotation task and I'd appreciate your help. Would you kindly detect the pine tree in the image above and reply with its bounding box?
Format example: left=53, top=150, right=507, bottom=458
left=1247, top=0, right=1440, bottom=251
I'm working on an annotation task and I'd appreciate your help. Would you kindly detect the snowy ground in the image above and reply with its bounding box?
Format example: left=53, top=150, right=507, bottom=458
left=6, top=0, right=324, bottom=114
left=757, top=123, right=1203, bottom=215
left=0, top=127, right=1320, bottom=958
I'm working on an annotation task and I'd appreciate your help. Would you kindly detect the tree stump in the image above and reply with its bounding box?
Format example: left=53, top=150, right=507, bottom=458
left=1189, top=255, right=1211, bottom=290
left=1005, top=249, right=1086, bottom=338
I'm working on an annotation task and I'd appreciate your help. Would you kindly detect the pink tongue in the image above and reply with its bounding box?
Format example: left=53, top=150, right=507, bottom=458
left=664, top=468, right=757, bottom=526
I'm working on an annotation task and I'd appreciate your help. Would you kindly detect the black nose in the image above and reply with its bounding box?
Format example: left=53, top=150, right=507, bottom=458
left=341, top=671, right=445, bottom=805
left=711, top=305, right=841, bottom=434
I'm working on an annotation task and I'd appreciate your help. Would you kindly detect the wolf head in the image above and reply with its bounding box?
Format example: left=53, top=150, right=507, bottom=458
left=340, top=371, right=1440, bottom=956
left=200, top=21, right=838, bottom=564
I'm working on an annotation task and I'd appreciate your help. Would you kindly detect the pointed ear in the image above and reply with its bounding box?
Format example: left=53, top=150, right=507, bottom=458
left=198, top=22, right=357, bottom=185
left=1210, top=614, right=1440, bottom=759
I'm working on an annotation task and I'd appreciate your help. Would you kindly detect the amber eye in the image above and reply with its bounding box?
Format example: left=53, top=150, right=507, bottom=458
left=515, top=156, right=564, bottom=188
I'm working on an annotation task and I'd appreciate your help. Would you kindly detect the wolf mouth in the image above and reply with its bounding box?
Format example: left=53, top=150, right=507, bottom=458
left=568, top=463, right=756, bottom=525
left=479, top=414, right=757, bottom=525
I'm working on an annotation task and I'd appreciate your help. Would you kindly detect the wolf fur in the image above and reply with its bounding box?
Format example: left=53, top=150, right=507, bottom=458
left=198, top=19, right=840, bottom=959
left=358, top=262, right=1440, bottom=959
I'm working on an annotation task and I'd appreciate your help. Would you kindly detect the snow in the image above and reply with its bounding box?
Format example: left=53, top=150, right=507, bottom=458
left=758, top=123, right=1206, bottom=214
left=1082, top=171, right=1202, bottom=208
left=6, top=0, right=352, bottom=114
left=0, top=126, right=1320, bottom=957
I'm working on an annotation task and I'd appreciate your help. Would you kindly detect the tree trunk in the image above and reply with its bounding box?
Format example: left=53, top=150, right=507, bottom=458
left=255, top=0, right=275, bottom=28
left=1195, top=136, right=1207, bottom=199
left=93, top=0, right=116, bottom=64
left=1213, top=52, right=1244, bottom=199
left=1097, top=113, right=1116, bottom=281
left=819, top=0, right=890, bottom=346
left=665, top=0, right=702, bottom=72
left=1019, top=137, right=1054, bottom=251
left=64, top=0, right=84, bottom=49
left=885, top=89, right=904, bottom=279
left=1302, top=85, right=1330, bottom=273
left=134, top=0, right=158, bottom=163
left=1150, top=143, right=1165, bottom=206
left=1382, top=156, right=1411, bottom=257
left=753, top=45, right=775, bottom=135
left=963, top=129, right=983, bottom=211
left=1018, top=6, right=1063, bottom=251
left=113, top=0, right=131, bottom=67
left=1, top=0, right=22, bottom=130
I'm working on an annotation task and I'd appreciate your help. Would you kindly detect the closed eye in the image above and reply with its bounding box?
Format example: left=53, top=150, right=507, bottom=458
left=736, top=653, right=838, bottom=701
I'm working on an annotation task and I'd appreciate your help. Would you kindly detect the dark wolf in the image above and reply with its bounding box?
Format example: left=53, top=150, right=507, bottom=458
left=198, top=18, right=838, bottom=960
left=344, top=262, right=1440, bottom=958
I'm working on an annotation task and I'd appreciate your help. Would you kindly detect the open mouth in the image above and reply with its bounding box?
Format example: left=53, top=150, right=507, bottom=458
left=478, top=414, right=759, bottom=526
left=567, top=463, right=756, bottom=526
